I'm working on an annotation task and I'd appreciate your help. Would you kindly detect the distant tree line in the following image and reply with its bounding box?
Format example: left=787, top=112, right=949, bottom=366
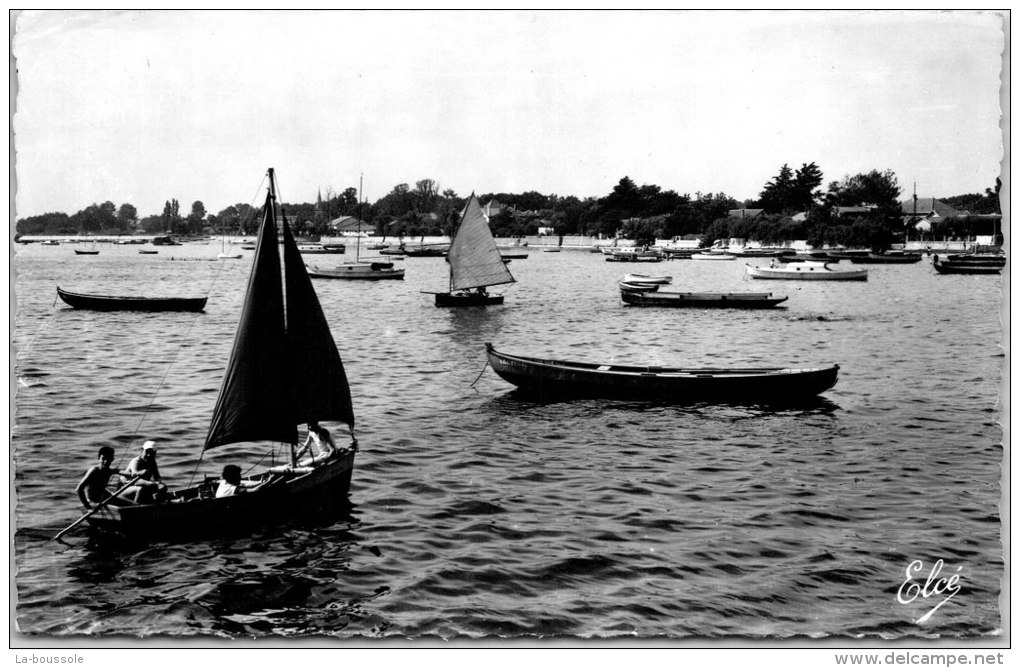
left=15, top=168, right=1000, bottom=252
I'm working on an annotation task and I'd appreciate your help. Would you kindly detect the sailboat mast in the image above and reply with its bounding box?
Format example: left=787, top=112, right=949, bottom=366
left=267, top=167, right=297, bottom=465
left=357, top=173, right=363, bottom=263
left=449, top=210, right=460, bottom=293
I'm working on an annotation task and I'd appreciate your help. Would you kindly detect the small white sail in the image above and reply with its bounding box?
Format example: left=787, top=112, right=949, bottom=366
left=448, top=194, right=515, bottom=292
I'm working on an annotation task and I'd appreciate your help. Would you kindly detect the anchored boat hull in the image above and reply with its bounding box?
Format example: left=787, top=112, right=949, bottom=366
left=485, top=344, right=838, bottom=401
left=57, top=287, right=208, bottom=312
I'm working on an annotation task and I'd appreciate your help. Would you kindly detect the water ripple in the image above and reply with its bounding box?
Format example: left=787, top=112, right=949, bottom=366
left=12, top=247, right=1004, bottom=639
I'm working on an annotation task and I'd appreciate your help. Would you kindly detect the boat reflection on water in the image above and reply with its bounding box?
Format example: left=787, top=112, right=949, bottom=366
left=487, top=387, right=841, bottom=415
left=45, top=501, right=374, bottom=636
left=443, top=304, right=509, bottom=346
left=77, top=497, right=361, bottom=549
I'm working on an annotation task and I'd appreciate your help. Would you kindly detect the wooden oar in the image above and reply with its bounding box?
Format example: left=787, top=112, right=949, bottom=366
left=52, top=474, right=142, bottom=542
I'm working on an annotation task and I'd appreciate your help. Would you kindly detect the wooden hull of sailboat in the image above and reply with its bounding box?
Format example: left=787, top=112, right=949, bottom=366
left=435, top=292, right=505, bottom=307
left=621, top=290, right=788, bottom=308
left=85, top=450, right=356, bottom=539
left=485, top=344, right=839, bottom=401
left=74, top=250, right=100, bottom=255
left=57, top=287, right=207, bottom=312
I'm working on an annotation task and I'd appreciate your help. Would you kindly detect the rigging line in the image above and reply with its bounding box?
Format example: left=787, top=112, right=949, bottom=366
left=125, top=297, right=208, bottom=472
left=249, top=173, right=269, bottom=209
left=200, top=248, right=233, bottom=301
left=15, top=297, right=63, bottom=363
left=242, top=451, right=271, bottom=477
left=272, top=171, right=285, bottom=207
left=469, top=359, right=490, bottom=389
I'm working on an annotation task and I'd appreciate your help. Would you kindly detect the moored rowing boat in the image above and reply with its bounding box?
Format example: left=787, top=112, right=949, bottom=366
left=484, top=344, right=839, bottom=401
left=620, top=290, right=788, bottom=308
left=56, top=287, right=207, bottom=312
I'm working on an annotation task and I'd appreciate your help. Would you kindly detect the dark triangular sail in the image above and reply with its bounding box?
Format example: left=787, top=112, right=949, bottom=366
left=281, top=214, right=355, bottom=428
left=447, top=193, right=515, bottom=292
left=204, top=190, right=294, bottom=450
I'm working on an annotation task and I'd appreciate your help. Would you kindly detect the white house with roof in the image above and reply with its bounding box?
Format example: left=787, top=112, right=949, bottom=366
left=329, top=216, right=367, bottom=235
left=901, top=197, right=964, bottom=231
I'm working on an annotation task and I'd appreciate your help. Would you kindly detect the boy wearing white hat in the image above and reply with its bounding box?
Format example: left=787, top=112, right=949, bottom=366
left=125, top=440, right=168, bottom=503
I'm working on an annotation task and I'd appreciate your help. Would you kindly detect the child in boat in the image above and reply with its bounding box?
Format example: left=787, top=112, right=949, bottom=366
left=124, top=440, right=168, bottom=503
left=215, top=465, right=269, bottom=498
left=75, top=446, right=132, bottom=510
left=294, top=422, right=336, bottom=463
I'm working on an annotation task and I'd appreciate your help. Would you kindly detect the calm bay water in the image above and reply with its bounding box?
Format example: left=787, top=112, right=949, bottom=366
left=12, top=242, right=1005, bottom=640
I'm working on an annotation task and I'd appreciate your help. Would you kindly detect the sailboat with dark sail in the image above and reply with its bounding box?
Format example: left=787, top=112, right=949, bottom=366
left=74, top=169, right=358, bottom=539
left=428, top=193, right=515, bottom=306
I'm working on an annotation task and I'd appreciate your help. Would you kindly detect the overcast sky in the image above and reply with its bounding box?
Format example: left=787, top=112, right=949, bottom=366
left=12, top=10, right=1005, bottom=219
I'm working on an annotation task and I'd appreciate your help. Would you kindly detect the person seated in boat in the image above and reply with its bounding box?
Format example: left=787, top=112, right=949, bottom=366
left=124, top=440, right=168, bottom=504
left=294, top=421, right=336, bottom=464
left=75, top=446, right=132, bottom=510
left=215, top=465, right=269, bottom=498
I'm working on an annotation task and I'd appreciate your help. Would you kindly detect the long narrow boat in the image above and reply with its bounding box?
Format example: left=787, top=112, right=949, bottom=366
left=942, top=252, right=1006, bottom=264
left=56, top=287, right=207, bottom=312
left=81, top=168, right=358, bottom=540
left=484, top=344, right=839, bottom=401
left=932, top=256, right=1004, bottom=275
left=298, top=244, right=346, bottom=254
left=403, top=244, right=449, bottom=257
left=606, top=248, right=664, bottom=263
left=73, top=249, right=100, bottom=256
left=618, top=281, right=661, bottom=294
left=691, top=252, right=736, bottom=261
left=621, top=289, right=788, bottom=309
left=848, top=252, right=923, bottom=264
left=660, top=247, right=698, bottom=259
left=745, top=261, right=868, bottom=281
left=724, top=248, right=795, bottom=258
